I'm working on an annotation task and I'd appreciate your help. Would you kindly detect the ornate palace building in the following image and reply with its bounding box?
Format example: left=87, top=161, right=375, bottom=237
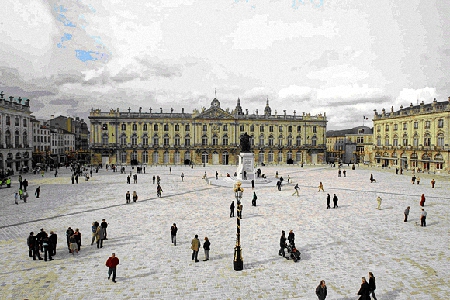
left=0, top=92, right=33, bottom=174
left=88, top=97, right=327, bottom=166
left=371, top=97, right=450, bottom=172
left=326, top=126, right=373, bottom=164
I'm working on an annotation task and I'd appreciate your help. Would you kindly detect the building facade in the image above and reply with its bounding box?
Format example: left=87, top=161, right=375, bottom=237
left=326, top=126, right=373, bottom=164
left=0, top=92, right=33, bottom=174
left=371, top=98, right=450, bottom=172
left=89, top=98, right=327, bottom=166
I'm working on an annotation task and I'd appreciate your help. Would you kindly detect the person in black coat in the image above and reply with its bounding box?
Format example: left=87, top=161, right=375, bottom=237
left=357, top=277, right=370, bottom=300
left=333, top=194, right=338, bottom=208
left=203, top=237, right=210, bottom=261
left=288, top=230, right=295, bottom=246
left=230, top=201, right=235, bottom=218
left=279, top=231, right=287, bottom=257
left=315, top=280, right=327, bottom=300
left=368, top=272, right=377, bottom=300
left=326, top=194, right=331, bottom=209
left=48, top=231, right=58, bottom=256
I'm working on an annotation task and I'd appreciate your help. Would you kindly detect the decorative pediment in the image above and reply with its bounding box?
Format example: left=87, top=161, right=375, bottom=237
left=194, top=107, right=234, bottom=119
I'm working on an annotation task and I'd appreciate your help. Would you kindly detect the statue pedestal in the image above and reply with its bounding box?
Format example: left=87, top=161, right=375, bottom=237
left=236, top=153, right=254, bottom=181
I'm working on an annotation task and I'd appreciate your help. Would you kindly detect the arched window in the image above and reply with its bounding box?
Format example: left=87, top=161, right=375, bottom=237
left=131, top=134, right=138, bottom=146
left=152, top=151, right=159, bottom=164
left=287, top=135, right=293, bottom=146
left=384, top=135, right=389, bottom=146
left=143, top=124, right=148, bottom=131
left=132, top=124, right=137, bottom=131
left=202, top=135, right=208, bottom=146
left=437, top=133, right=444, bottom=147
left=120, top=151, right=127, bottom=163
left=278, top=151, right=283, bottom=163
left=258, top=151, right=264, bottom=163
left=268, top=151, right=274, bottom=162
left=212, top=134, right=218, bottom=146
left=174, top=134, right=180, bottom=146
left=296, top=136, right=301, bottom=146
left=163, top=134, right=170, bottom=146
left=164, top=124, right=169, bottom=131
left=120, top=134, right=127, bottom=146
left=153, top=134, right=159, bottom=146
left=311, top=135, right=317, bottom=146
left=402, top=134, right=408, bottom=146
left=424, top=133, right=431, bottom=146
left=268, top=135, right=274, bottom=146
left=202, top=151, right=208, bottom=163
left=174, top=151, right=180, bottom=164
left=131, top=150, right=138, bottom=162
left=184, top=135, right=190, bottom=147
left=142, top=134, right=148, bottom=146
left=163, top=151, right=169, bottom=163
left=142, top=151, right=148, bottom=163
left=175, top=124, right=180, bottom=131
left=22, top=131, right=28, bottom=146
left=222, top=134, right=228, bottom=146
left=278, top=135, right=283, bottom=146
left=376, top=135, right=381, bottom=146
left=15, top=130, right=20, bottom=146
left=121, top=124, right=126, bottom=131
left=154, top=124, right=158, bottom=131
left=259, top=134, right=264, bottom=146
left=393, top=135, right=398, bottom=146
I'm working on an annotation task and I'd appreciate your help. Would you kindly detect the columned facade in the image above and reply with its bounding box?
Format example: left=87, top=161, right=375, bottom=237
left=88, top=98, right=327, bottom=166
left=371, top=98, right=450, bottom=173
left=0, top=93, right=33, bottom=175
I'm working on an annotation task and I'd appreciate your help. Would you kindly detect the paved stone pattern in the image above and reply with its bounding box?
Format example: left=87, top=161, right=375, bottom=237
left=0, top=165, right=448, bottom=299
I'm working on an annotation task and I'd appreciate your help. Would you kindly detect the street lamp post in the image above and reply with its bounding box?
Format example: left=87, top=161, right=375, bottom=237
left=233, top=181, right=244, bottom=271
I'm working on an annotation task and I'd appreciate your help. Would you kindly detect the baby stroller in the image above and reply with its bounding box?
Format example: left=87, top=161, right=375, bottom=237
left=286, top=243, right=301, bottom=262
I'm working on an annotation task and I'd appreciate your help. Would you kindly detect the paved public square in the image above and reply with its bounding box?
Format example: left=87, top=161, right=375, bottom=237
left=0, top=164, right=448, bottom=300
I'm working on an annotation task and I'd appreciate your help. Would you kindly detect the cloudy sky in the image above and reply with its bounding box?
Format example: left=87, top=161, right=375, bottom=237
left=1, top=0, right=449, bottom=129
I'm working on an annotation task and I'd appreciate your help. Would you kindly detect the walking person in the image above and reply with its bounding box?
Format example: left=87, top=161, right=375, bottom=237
left=368, top=272, right=377, bottom=300
left=171, top=223, right=177, bottom=246
left=292, top=183, right=299, bottom=196
left=315, top=280, right=327, bottom=300
left=91, top=222, right=98, bottom=245
left=333, top=194, right=338, bottom=208
left=420, top=194, right=425, bottom=207
left=252, top=192, right=257, bottom=206
left=230, top=201, right=235, bottom=218
left=318, top=182, right=324, bottom=192
left=420, top=208, right=427, bottom=227
left=69, top=234, right=78, bottom=255
left=376, top=196, right=382, bottom=210
left=279, top=230, right=287, bottom=257
left=101, top=219, right=109, bottom=240
left=106, top=253, right=119, bottom=283
left=157, top=184, right=163, bottom=197
left=288, top=230, right=295, bottom=246
left=125, top=191, right=130, bottom=204
left=431, top=178, right=435, bottom=188
left=66, top=227, right=74, bottom=252
left=181, top=173, right=184, bottom=181
left=203, top=237, right=210, bottom=261
left=357, top=277, right=370, bottom=300
left=416, top=176, right=420, bottom=184
left=132, top=191, right=138, bottom=202
left=42, top=236, right=53, bottom=261
left=404, top=206, right=410, bottom=222
left=35, top=186, right=40, bottom=198
left=14, top=192, right=19, bottom=205
left=191, top=234, right=200, bottom=262
left=326, top=193, right=331, bottom=209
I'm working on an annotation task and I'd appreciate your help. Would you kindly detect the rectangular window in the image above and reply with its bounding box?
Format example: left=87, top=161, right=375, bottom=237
left=223, top=125, right=228, bottom=131
left=403, top=123, right=407, bottom=130
left=240, top=125, right=244, bottom=131
left=313, top=126, right=317, bottom=133
left=438, top=119, right=444, bottom=128
left=202, top=125, right=207, bottom=131
left=385, top=125, right=389, bottom=131
left=269, top=126, right=274, bottom=132
left=297, top=126, right=301, bottom=132
left=260, top=125, right=264, bottom=132
left=414, top=122, right=418, bottom=129
left=279, top=126, right=283, bottom=132
left=394, top=124, right=398, bottom=130
left=424, top=121, right=430, bottom=129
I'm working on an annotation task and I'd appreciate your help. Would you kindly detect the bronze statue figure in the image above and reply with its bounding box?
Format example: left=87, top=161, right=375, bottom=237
left=240, top=132, right=251, bottom=153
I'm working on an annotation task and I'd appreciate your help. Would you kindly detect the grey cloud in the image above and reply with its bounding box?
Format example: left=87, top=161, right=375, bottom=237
left=327, top=96, right=390, bottom=107
left=136, top=57, right=184, bottom=79
left=49, top=98, right=79, bottom=107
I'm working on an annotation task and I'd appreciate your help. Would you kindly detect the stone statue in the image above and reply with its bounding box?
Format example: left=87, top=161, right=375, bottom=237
left=240, top=132, right=251, bottom=153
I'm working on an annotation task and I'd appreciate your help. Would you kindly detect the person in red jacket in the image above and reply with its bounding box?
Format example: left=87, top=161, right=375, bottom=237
left=106, top=253, right=120, bottom=283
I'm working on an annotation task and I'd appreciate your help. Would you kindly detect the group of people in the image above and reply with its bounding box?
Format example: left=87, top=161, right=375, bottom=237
left=66, top=227, right=82, bottom=255
left=315, top=272, right=376, bottom=300
left=125, top=191, right=138, bottom=203
left=91, top=219, right=109, bottom=248
left=190, top=234, right=210, bottom=262
left=27, top=228, right=57, bottom=261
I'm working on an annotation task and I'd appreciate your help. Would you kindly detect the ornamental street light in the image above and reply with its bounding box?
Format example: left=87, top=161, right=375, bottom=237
left=233, top=181, right=244, bottom=271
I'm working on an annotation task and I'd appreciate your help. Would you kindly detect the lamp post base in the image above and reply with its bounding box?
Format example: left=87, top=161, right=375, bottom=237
left=233, top=246, right=243, bottom=271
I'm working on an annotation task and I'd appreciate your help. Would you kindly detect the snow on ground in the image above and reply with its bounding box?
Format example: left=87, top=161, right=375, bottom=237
left=0, top=164, right=448, bottom=299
